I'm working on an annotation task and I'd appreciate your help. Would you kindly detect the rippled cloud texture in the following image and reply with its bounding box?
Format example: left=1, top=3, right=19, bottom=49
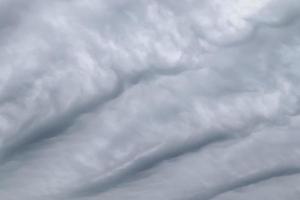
left=1, top=0, right=300, bottom=199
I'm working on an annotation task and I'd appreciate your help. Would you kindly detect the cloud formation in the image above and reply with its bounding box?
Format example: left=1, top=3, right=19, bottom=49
left=0, top=0, right=300, bottom=199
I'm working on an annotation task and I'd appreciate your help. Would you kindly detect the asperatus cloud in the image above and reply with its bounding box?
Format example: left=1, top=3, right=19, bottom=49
left=0, top=0, right=300, bottom=200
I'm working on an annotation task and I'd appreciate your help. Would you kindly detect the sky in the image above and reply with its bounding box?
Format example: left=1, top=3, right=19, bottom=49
left=0, top=0, right=300, bottom=199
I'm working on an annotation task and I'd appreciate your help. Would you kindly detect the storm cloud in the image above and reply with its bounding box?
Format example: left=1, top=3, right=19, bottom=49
left=1, top=0, right=300, bottom=200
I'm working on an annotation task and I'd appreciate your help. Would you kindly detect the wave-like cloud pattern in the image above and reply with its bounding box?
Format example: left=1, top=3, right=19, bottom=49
left=0, top=0, right=300, bottom=199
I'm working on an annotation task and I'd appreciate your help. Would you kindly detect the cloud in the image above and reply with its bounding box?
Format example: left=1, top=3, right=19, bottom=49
left=0, top=0, right=300, bottom=200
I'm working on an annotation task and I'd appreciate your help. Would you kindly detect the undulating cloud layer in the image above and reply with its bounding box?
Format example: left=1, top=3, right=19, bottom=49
left=1, top=0, right=300, bottom=199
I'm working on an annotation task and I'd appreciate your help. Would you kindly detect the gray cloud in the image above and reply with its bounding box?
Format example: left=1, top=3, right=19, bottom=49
left=0, top=0, right=300, bottom=200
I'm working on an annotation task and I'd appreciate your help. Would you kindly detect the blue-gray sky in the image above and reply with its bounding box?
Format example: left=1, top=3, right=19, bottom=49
left=1, top=0, right=300, bottom=199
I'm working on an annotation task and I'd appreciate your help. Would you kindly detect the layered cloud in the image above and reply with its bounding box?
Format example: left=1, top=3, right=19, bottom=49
left=0, top=0, right=300, bottom=200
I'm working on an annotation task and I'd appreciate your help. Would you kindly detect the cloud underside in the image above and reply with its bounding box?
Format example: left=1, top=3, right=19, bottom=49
left=1, top=0, right=300, bottom=200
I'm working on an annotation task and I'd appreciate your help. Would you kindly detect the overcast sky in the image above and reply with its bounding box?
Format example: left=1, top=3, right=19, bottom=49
left=1, top=0, right=300, bottom=199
